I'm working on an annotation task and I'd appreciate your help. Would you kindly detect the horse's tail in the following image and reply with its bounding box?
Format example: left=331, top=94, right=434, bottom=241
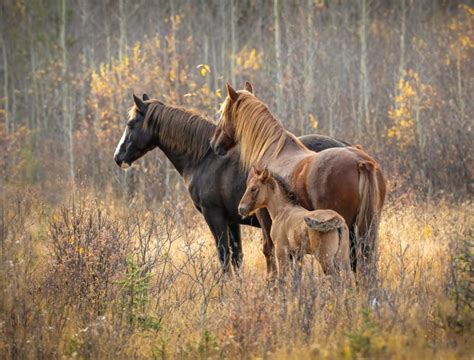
left=355, top=161, right=381, bottom=276
left=304, top=212, right=344, bottom=232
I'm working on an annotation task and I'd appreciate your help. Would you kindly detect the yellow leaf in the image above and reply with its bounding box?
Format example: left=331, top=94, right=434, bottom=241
left=424, top=225, right=431, bottom=238
left=309, top=113, right=318, bottom=129
left=197, top=64, right=211, bottom=77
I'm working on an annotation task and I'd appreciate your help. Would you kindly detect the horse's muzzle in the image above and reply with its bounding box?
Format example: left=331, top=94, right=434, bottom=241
left=114, top=155, right=130, bottom=169
left=114, top=154, right=123, bottom=167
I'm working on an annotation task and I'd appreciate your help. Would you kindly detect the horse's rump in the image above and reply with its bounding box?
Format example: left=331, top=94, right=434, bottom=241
left=292, top=148, right=362, bottom=224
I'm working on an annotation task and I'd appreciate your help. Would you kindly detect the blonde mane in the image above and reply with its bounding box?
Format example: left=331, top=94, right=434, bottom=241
left=129, top=100, right=215, bottom=162
left=219, top=92, right=307, bottom=171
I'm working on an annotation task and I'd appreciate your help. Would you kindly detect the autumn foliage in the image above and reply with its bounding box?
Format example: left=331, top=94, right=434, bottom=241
left=0, top=1, right=472, bottom=358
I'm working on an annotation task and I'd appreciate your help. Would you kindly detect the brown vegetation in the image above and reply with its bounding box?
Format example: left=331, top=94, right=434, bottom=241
left=0, top=187, right=472, bottom=358
left=0, top=1, right=472, bottom=358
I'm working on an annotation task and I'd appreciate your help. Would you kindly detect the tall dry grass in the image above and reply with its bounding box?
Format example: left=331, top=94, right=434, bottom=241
left=0, top=185, right=472, bottom=359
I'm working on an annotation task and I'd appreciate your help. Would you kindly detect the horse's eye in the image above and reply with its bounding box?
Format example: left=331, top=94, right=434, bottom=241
left=127, top=121, right=134, bottom=129
left=251, top=187, right=258, bottom=193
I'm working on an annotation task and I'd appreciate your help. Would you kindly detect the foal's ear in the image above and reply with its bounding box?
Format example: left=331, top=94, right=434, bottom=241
left=133, top=93, right=147, bottom=114
left=142, top=93, right=150, bottom=101
left=261, top=168, right=270, bottom=181
left=226, top=82, right=239, bottom=103
left=244, top=81, right=254, bottom=94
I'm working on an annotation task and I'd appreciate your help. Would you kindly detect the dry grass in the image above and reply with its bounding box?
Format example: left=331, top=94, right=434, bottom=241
left=0, top=186, right=472, bottom=359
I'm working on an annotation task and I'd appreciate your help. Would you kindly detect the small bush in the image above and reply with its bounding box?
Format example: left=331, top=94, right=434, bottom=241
left=47, top=201, right=130, bottom=317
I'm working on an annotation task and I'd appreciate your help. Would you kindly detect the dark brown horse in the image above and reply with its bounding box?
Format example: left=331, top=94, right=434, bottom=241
left=114, top=94, right=349, bottom=273
left=210, top=83, right=386, bottom=280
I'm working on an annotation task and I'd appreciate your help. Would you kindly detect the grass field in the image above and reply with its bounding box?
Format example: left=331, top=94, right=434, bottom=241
left=0, top=186, right=472, bottom=359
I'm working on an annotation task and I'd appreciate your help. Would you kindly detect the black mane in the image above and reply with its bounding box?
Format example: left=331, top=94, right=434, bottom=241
left=270, top=173, right=300, bottom=206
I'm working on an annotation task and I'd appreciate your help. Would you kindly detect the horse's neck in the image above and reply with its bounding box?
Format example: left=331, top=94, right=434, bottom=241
left=154, top=117, right=212, bottom=176
left=264, top=185, right=293, bottom=221
left=261, top=138, right=311, bottom=183
left=155, top=144, right=191, bottom=177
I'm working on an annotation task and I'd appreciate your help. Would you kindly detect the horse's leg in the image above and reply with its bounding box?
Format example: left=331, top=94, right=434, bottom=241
left=256, top=209, right=277, bottom=278
left=349, top=223, right=357, bottom=273
left=202, top=209, right=231, bottom=273
left=228, top=223, right=243, bottom=271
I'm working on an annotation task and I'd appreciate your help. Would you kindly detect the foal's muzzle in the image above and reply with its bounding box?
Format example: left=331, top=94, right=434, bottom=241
left=238, top=206, right=249, bottom=218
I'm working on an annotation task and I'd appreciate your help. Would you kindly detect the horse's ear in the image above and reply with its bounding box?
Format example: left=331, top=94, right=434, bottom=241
left=133, top=93, right=147, bottom=114
left=261, top=168, right=270, bottom=181
left=142, top=93, right=150, bottom=101
left=244, top=81, right=254, bottom=94
left=226, top=82, right=239, bottom=103
left=251, top=164, right=261, bottom=176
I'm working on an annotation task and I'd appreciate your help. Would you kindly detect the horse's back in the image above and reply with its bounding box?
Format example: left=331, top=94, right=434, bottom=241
left=299, top=134, right=348, bottom=152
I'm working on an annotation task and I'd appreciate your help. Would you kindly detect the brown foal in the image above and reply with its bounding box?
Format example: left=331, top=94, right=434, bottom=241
left=238, top=167, right=354, bottom=285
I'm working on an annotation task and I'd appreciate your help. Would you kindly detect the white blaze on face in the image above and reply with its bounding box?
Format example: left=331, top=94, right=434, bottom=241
left=114, top=128, right=130, bottom=168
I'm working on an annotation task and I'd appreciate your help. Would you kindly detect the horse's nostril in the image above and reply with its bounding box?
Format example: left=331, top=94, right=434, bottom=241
left=114, top=155, right=122, bottom=167
left=238, top=207, right=246, bottom=216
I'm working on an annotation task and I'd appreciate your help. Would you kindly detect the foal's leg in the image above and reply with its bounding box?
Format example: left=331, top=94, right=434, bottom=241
left=289, top=253, right=304, bottom=282
left=228, top=223, right=243, bottom=271
left=256, top=209, right=278, bottom=278
left=276, top=245, right=289, bottom=279
left=202, top=209, right=231, bottom=273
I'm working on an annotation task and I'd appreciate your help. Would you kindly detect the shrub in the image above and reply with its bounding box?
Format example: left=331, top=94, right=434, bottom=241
left=47, top=200, right=130, bottom=317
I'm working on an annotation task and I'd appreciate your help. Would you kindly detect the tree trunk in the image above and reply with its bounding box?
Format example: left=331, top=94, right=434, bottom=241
left=301, top=0, right=315, bottom=135
left=274, top=0, right=284, bottom=116
left=118, top=0, right=127, bottom=62
left=28, top=13, right=38, bottom=132
left=230, top=0, right=237, bottom=86
left=60, top=0, right=75, bottom=186
left=456, top=44, right=465, bottom=119
left=359, top=0, right=370, bottom=139
left=1, top=32, right=9, bottom=133
left=398, top=0, right=406, bottom=79
left=220, top=1, right=226, bottom=79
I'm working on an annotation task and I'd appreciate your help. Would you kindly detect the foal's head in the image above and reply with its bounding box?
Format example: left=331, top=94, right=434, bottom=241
left=114, top=94, right=155, bottom=168
left=238, top=166, right=275, bottom=217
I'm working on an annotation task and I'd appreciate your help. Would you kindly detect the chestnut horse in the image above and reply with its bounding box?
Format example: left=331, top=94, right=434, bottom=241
left=210, top=83, right=386, bottom=281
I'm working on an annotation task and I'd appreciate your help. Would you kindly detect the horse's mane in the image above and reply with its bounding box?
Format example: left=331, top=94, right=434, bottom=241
left=129, top=100, right=215, bottom=163
left=219, top=92, right=307, bottom=171
left=269, top=172, right=300, bottom=206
